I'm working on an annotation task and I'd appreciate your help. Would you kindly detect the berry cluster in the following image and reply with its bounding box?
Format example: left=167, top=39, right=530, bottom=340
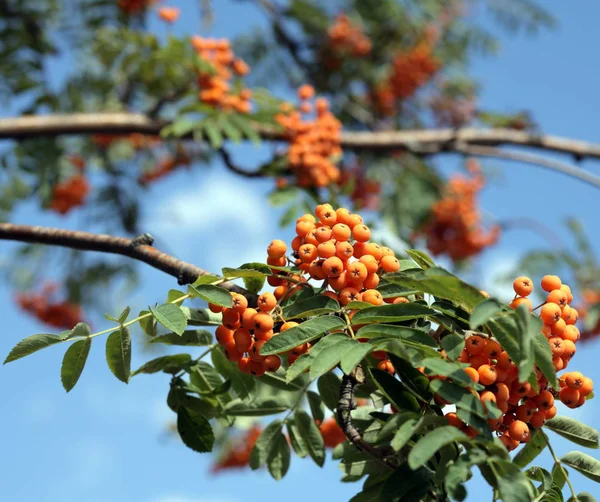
left=439, top=274, right=592, bottom=451
left=326, top=14, right=372, bottom=58
left=192, top=37, right=252, bottom=113
left=211, top=425, right=262, bottom=473
left=157, top=6, right=180, bottom=23
left=138, top=152, right=191, bottom=185
left=211, top=292, right=282, bottom=377
left=49, top=174, right=89, bottom=215
left=275, top=86, right=342, bottom=188
left=370, top=42, right=439, bottom=115
left=16, top=284, right=84, bottom=330
left=419, top=160, right=500, bottom=261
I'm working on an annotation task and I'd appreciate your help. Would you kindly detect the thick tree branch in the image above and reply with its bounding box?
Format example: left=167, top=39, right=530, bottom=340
left=2, top=113, right=600, bottom=159
left=218, top=148, right=266, bottom=178
left=337, top=366, right=397, bottom=470
left=0, top=223, right=249, bottom=295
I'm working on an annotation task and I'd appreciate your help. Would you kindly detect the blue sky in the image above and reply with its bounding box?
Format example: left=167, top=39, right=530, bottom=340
left=1, top=2, right=600, bottom=501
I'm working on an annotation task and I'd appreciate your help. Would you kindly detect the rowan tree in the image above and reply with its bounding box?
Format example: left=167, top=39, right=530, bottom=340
left=1, top=1, right=600, bottom=501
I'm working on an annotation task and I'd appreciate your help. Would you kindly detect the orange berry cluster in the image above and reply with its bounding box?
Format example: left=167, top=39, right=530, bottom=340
left=439, top=274, right=592, bottom=451
left=318, top=417, right=348, bottom=448
left=211, top=425, right=262, bottom=473
left=275, top=86, right=342, bottom=188
left=420, top=160, right=500, bottom=261
left=49, top=174, right=89, bottom=215
left=370, top=42, right=439, bottom=115
left=138, top=152, right=191, bottom=185
left=157, top=6, right=180, bottom=23
left=211, top=292, right=282, bottom=376
left=16, top=284, right=84, bottom=330
left=118, top=0, right=157, bottom=14
left=326, top=14, right=372, bottom=58
left=192, top=37, right=252, bottom=113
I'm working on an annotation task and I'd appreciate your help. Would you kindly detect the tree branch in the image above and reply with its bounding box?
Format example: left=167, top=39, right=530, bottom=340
left=0, top=223, right=249, bottom=295
left=218, top=147, right=267, bottom=178
left=2, top=113, right=600, bottom=158
left=454, top=143, right=600, bottom=189
left=337, top=366, right=398, bottom=470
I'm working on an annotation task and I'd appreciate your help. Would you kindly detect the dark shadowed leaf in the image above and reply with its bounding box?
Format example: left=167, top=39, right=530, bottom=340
left=295, top=409, right=325, bottom=466
left=133, top=354, right=191, bottom=375
left=177, top=408, right=214, bottom=453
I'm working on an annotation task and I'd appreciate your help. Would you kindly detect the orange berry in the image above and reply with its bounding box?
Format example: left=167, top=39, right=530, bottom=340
left=559, top=387, right=580, bottom=407
left=267, top=239, right=287, bottom=259
left=237, top=356, right=252, bottom=374
left=478, top=364, right=497, bottom=386
left=546, top=289, right=568, bottom=308
left=329, top=271, right=349, bottom=291
left=540, top=303, right=562, bottom=324
left=316, top=204, right=337, bottom=225
left=298, top=243, right=318, bottom=263
left=482, top=340, right=502, bottom=359
left=500, top=433, right=520, bottom=451
left=331, top=223, right=351, bottom=241
left=223, top=340, right=244, bottom=362
left=469, top=355, right=490, bottom=369
left=363, top=242, right=382, bottom=261
left=380, top=255, right=400, bottom=273
left=231, top=293, right=248, bottom=313
left=551, top=318, right=566, bottom=337
left=280, top=321, right=299, bottom=331
left=233, top=328, right=254, bottom=353
left=464, top=366, right=479, bottom=384
left=216, top=325, right=234, bottom=345
left=496, top=351, right=512, bottom=369
left=545, top=405, right=557, bottom=419
left=273, top=285, right=289, bottom=301
left=254, top=329, right=274, bottom=341
left=347, top=214, right=363, bottom=229
left=209, top=303, right=224, bottom=313
left=335, top=241, right=354, bottom=260
left=541, top=275, right=562, bottom=292
left=315, top=226, right=333, bottom=243
left=508, top=420, right=529, bottom=442
left=317, top=240, right=336, bottom=259
left=249, top=360, right=266, bottom=376
left=552, top=356, right=564, bottom=371
left=392, top=297, right=409, bottom=304
left=565, top=371, right=585, bottom=390
left=535, top=390, right=555, bottom=411
left=530, top=411, right=546, bottom=429
left=296, top=220, right=315, bottom=237
left=339, top=287, right=362, bottom=306
left=257, top=292, right=277, bottom=312
left=580, top=377, right=594, bottom=397
left=297, top=84, right=315, bottom=100
left=445, top=412, right=464, bottom=428
left=562, top=339, right=576, bottom=359
left=254, top=313, right=274, bottom=332
left=465, top=335, right=487, bottom=356
left=495, top=382, right=510, bottom=402
left=548, top=337, right=564, bottom=356
left=352, top=224, right=371, bottom=242
left=510, top=297, right=533, bottom=311
left=562, top=325, right=579, bottom=343
left=222, top=308, right=241, bottom=330
left=566, top=308, right=579, bottom=325
left=241, top=308, right=257, bottom=330
left=377, top=359, right=395, bottom=375
left=560, top=284, right=573, bottom=304
left=264, top=355, right=282, bottom=372
left=323, top=256, right=344, bottom=277
left=250, top=340, right=267, bottom=362
left=515, top=404, right=534, bottom=422
left=347, top=262, right=368, bottom=285
left=513, top=276, right=533, bottom=297
left=362, top=289, right=383, bottom=306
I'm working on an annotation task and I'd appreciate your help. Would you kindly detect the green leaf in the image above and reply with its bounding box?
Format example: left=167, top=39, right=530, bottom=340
left=552, top=462, right=569, bottom=489
left=515, top=304, right=541, bottom=382
left=167, top=289, right=187, bottom=303
left=469, top=299, right=504, bottom=329
left=310, top=337, right=356, bottom=380
left=105, top=326, right=131, bottom=383
left=202, top=121, right=223, bottom=148
left=192, top=275, right=221, bottom=286
left=533, top=330, right=558, bottom=389
left=351, top=303, right=435, bottom=324
left=525, top=465, right=553, bottom=491
left=229, top=113, right=261, bottom=144
left=295, top=409, right=326, bottom=466
left=250, top=420, right=284, bottom=469
left=261, top=315, right=346, bottom=356
left=489, top=459, right=536, bottom=502
left=385, top=267, right=486, bottom=311
left=355, top=324, right=437, bottom=347
left=133, top=354, right=192, bottom=375
left=218, top=115, right=243, bottom=142
left=4, top=333, right=67, bottom=364
left=441, top=333, right=464, bottom=360
left=223, top=396, right=289, bottom=416
left=421, top=358, right=474, bottom=387
left=514, top=429, right=547, bottom=468
left=267, top=431, right=291, bottom=480
left=188, top=284, right=233, bottom=308
left=150, top=304, right=187, bottom=335
left=149, top=329, right=214, bottom=346
left=405, top=249, right=435, bottom=269
left=268, top=186, right=301, bottom=206
left=341, top=344, right=374, bottom=374
left=105, top=306, right=131, bottom=324
left=282, top=295, right=340, bottom=319
left=381, top=463, right=433, bottom=501
left=545, top=417, right=599, bottom=449
left=408, top=426, right=468, bottom=469
left=177, top=408, right=214, bottom=453
left=181, top=307, right=222, bottom=326
left=287, top=419, right=309, bottom=458
left=243, top=275, right=265, bottom=294
left=61, top=338, right=91, bottom=392
left=139, top=310, right=157, bottom=336
left=222, top=263, right=270, bottom=279
left=561, top=451, right=600, bottom=483
left=318, top=373, right=342, bottom=410
left=368, top=368, right=420, bottom=413
left=307, top=391, right=325, bottom=422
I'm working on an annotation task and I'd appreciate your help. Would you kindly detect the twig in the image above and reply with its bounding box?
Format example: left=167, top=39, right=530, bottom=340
left=455, top=143, right=600, bottom=189
left=0, top=223, right=248, bottom=295
left=218, top=148, right=266, bottom=178
left=337, top=366, right=397, bottom=470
